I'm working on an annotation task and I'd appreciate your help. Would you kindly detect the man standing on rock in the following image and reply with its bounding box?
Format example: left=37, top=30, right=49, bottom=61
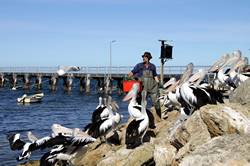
left=128, top=51, right=162, bottom=118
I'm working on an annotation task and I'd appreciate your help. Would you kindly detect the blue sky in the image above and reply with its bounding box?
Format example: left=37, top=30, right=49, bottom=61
left=0, top=0, right=249, bottom=67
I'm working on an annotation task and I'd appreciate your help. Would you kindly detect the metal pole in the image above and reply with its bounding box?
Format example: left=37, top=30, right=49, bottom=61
left=160, top=59, right=164, bottom=84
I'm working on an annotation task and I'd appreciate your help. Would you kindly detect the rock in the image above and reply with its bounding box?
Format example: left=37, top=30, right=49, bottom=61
left=154, top=144, right=177, bottom=166
left=169, top=111, right=211, bottom=163
left=17, top=161, right=40, bottom=166
left=200, top=103, right=250, bottom=137
left=229, top=78, right=250, bottom=105
left=180, top=134, right=250, bottom=166
left=97, top=143, right=154, bottom=166
left=72, top=142, right=120, bottom=166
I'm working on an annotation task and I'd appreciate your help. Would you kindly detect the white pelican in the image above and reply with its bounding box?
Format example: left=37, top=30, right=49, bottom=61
left=8, top=130, right=96, bottom=162
left=179, top=81, right=224, bottom=116
left=86, top=96, right=121, bottom=143
left=178, top=63, right=194, bottom=86
left=125, top=90, right=149, bottom=149
left=123, top=83, right=142, bottom=120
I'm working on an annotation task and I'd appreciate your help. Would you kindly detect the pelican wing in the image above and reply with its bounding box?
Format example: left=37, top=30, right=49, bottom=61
left=51, top=124, right=73, bottom=137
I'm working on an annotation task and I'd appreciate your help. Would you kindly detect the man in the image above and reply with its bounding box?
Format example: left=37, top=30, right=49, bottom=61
left=128, top=51, right=162, bottom=118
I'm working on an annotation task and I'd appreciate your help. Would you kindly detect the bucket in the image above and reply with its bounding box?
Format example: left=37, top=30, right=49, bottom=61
left=123, top=80, right=142, bottom=92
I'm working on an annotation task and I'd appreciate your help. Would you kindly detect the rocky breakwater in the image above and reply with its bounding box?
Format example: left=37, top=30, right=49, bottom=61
left=19, top=79, right=250, bottom=166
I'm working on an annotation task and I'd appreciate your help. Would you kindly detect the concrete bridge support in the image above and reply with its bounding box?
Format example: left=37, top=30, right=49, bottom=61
left=50, top=74, right=58, bottom=91
left=116, top=78, right=123, bottom=95
left=35, top=74, right=42, bottom=90
left=23, top=74, right=30, bottom=90
left=63, top=74, right=73, bottom=92
left=11, top=73, right=17, bottom=89
left=79, top=77, right=85, bottom=92
left=0, top=73, right=5, bottom=87
left=85, top=74, right=91, bottom=94
left=104, top=76, right=112, bottom=95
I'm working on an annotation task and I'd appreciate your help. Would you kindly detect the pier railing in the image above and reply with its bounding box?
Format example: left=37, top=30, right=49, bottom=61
left=0, top=66, right=211, bottom=75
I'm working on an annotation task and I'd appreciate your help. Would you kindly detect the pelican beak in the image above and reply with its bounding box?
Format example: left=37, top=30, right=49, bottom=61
left=123, top=83, right=139, bottom=101
left=123, top=90, right=136, bottom=101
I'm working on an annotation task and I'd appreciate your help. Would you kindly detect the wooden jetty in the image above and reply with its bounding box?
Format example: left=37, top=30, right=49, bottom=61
left=0, top=66, right=211, bottom=93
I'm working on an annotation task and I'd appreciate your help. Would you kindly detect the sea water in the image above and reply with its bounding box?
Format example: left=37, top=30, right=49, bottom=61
left=0, top=80, right=130, bottom=166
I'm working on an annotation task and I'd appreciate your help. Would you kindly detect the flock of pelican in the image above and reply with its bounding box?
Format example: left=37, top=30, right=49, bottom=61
left=7, top=50, right=249, bottom=165
left=160, top=50, right=249, bottom=121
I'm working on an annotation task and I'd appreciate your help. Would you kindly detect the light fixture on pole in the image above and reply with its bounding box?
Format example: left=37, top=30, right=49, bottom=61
left=109, top=40, right=116, bottom=78
left=159, top=39, right=173, bottom=84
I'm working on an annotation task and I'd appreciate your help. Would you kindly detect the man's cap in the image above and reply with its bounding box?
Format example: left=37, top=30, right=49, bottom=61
left=142, top=52, right=152, bottom=60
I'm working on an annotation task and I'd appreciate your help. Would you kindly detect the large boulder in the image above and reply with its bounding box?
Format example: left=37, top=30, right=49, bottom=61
left=169, top=111, right=211, bottom=164
left=229, top=78, right=250, bottom=105
left=97, top=143, right=154, bottom=166
left=200, top=103, right=250, bottom=137
left=180, top=134, right=250, bottom=166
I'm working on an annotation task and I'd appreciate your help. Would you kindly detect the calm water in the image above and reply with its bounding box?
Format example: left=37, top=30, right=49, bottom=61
left=0, top=80, right=130, bottom=166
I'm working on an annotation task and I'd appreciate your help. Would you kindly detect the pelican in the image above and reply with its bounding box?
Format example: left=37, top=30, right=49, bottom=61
left=188, top=69, right=207, bottom=86
left=227, top=56, right=249, bottom=86
left=178, top=63, right=194, bottom=86
left=84, top=96, right=112, bottom=132
left=51, top=124, right=75, bottom=137
left=7, top=133, right=25, bottom=151
left=57, top=66, right=80, bottom=76
left=92, top=97, right=110, bottom=123
left=8, top=133, right=52, bottom=161
left=125, top=90, right=149, bottom=149
left=220, top=51, right=242, bottom=69
left=160, top=79, right=181, bottom=112
left=123, top=83, right=142, bottom=120
left=86, top=96, right=121, bottom=143
left=163, top=77, right=176, bottom=89
left=8, top=129, right=96, bottom=162
left=163, top=87, right=182, bottom=112
left=208, top=54, right=230, bottom=73
left=179, top=81, right=224, bottom=116
left=41, top=129, right=95, bottom=166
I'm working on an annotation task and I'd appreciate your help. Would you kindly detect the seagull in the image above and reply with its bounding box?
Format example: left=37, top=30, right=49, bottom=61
left=57, top=66, right=81, bottom=76
left=27, top=131, right=38, bottom=143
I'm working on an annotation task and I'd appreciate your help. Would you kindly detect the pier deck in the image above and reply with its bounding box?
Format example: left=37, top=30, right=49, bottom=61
left=0, top=66, right=211, bottom=93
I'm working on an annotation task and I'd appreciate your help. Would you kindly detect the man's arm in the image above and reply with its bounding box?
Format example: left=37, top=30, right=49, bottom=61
left=128, top=63, right=140, bottom=78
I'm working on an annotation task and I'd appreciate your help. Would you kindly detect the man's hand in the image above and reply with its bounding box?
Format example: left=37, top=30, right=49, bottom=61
left=128, top=72, right=133, bottom=78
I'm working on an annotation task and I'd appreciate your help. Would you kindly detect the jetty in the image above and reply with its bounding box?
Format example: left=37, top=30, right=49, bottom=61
left=0, top=66, right=210, bottom=93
